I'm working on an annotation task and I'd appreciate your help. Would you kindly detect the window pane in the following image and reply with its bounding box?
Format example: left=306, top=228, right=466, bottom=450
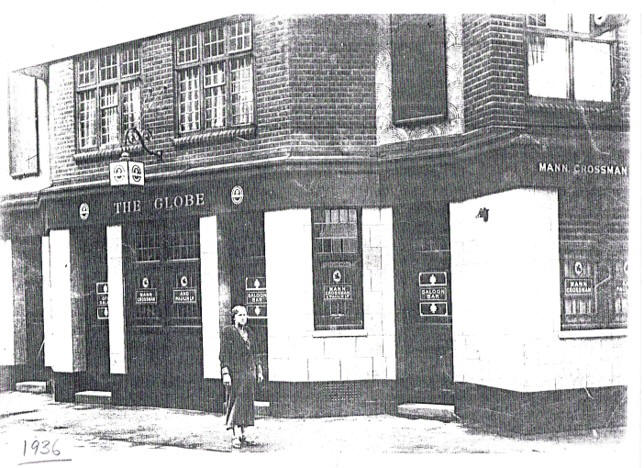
left=612, top=257, right=628, bottom=326
left=528, top=36, right=568, bottom=99
left=177, top=33, right=199, bottom=65
left=229, top=20, right=252, bottom=53
left=204, top=26, right=225, bottom=59
left=230, top=56, right=254, bottom=125
left=78, top=57, right=96, bottom=86
left=572, top=13, right=591, bottom=33
left=78, top=90, right=96, bottom=149
left=204, top=62, right=226, bottom=130
left=178, top=68, right=201, bottom=132
left=100, top=52, right=118, bottom=81
left=527, top=14, right=568, bottom=30
left=122, top=81, right=141, bottom=131
left=574, top=40, right=612, bottom=102
left=121, top=46, right=140, bottom=77
left=100, top=85, right=119, bottom=145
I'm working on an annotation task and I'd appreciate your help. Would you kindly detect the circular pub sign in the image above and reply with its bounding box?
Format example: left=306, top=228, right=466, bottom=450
left=79, top=203, right=90, bottom=221
left=231, top=185, right=244, bottom=205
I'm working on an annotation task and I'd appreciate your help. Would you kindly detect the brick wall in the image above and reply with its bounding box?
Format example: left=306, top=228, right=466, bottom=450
left=463, top=14, right=526, bottom=132
left=463, top=14, right=630, bottom=133
left=48, top=16, right=293, bottom=184
left=289, top=15, right=377, bottom=156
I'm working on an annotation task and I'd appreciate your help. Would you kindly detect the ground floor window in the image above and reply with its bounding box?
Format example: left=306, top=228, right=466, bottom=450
left=312, top=208, right=363, bottom=330
left=559, top=190, right=628, bottom=331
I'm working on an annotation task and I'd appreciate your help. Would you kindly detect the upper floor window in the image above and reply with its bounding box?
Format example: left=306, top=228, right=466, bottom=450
left=8, top=72, right=40, bottom=178
left=75, top=44, right=142, bottom=151
left=174, top=18, right=254, bottom=134
left=390, top=15, right=447, bottom=125
left=526, top=14, right=615, bottom=102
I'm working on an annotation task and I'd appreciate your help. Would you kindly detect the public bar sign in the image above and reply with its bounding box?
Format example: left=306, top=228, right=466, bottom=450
left=135, top=288, right=158, bottom=305
left=173, top=288, right=197, bottom=304
left=564, top=278, right=593, bottom=296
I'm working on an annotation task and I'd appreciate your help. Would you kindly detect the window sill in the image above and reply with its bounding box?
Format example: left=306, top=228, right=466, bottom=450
left=73, top=144, right=142, bottom=163
left=527, top=98, right=614, bottom=114
left=312, top=329, right=368, bottom=338
left=173, top=125, right=256, bottom=148
left=558, top=328, right=627, bottom=340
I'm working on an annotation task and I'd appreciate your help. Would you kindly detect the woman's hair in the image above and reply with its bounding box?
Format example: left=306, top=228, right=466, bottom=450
left=231, top=305, right=247, bottom=322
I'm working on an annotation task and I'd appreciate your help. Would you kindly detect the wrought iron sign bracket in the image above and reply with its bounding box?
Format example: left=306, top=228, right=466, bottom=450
left=124, top=128, right=163, bottom=162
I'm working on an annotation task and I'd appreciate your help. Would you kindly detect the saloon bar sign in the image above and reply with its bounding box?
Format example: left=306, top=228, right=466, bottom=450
left=418, top=271, right=449, bottom=316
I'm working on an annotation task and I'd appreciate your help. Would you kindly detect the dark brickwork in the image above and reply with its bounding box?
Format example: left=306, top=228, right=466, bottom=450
left=289, top=15, right=378, bottom=156
left=463, top=14, right=527, bottom=132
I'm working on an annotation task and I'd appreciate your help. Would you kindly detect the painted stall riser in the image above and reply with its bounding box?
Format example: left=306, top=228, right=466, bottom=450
left=455, top=382, right=627, bottom=435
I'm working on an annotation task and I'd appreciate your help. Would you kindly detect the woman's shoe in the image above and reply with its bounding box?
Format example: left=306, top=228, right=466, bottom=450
left=231, top=437, right=242, bottom=449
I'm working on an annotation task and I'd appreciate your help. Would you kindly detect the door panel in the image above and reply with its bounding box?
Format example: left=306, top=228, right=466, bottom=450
left=394, top=204, right=454, bottom=405
left=124, top=218, right=203, bottom=408
left=226, top=212, right=269, bottom=401
left=82, top=228, right=110, bottom=390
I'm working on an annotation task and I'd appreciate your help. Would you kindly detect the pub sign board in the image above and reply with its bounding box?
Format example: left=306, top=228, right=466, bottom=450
left=173, top=288, right=197, bottom=304
left=136, top=288, right=158, bottom=305
left=418, top=271, right=450, bottom=317
left=96, top=282, right=109, bottom=320
left=564, top=278, right=593, bottom=296
left=245, top=276, right=267, bottom=318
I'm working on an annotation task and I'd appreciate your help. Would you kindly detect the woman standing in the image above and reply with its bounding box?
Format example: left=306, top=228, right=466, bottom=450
left=220, top=305, right=264, bottom=448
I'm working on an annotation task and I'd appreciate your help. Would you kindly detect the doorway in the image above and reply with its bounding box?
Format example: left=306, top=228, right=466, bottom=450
left=222, top=211, right=269, bottom=402
left=123, top=217, right=203, bottom=408
left=394, top=203, right=454, bottom=405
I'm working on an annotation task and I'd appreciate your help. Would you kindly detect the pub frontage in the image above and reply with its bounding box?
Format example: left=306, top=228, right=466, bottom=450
left=1, top=14, right=631, bottom=434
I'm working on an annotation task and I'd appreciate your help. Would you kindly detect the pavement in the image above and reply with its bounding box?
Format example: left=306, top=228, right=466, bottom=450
left=0, top=391, right=639, bottom=468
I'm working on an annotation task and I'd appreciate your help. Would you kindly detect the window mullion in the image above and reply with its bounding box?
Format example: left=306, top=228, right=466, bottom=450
left=568, top=38, right=575, bottom=100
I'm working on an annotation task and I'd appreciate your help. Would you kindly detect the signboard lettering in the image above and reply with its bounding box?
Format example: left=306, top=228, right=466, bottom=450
left=173, top=288, right=197, bottom=304
left=247, top=290, right=267, bottom=304
left=564, top=278, right=593, bottom=295
left=324, top=285, right=353, bottom=301
left=112, top=193, right=206, bottom=216
left=135, top=288, right=157, bottom=305
left=420, top=287, right=447, bottom=301
left=538, top=162, right=628, bottom=176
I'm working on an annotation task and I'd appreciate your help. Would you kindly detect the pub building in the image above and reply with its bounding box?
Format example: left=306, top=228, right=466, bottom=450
left=0, top=14, right=630, bottom=434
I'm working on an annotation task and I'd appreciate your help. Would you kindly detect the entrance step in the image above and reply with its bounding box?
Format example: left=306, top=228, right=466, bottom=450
left=15, top=381, right=48, bottom=393
left=75, top=391, right=112, bottom=406
left=397, top=403, right=456, bottom=422
left=254, top=401, right=270, bottom=418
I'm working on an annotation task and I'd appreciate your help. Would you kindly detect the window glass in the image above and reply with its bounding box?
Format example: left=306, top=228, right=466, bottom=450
left=175, top=18, right=254, bottom=134
left=230, top=56, right=254, bottom=125
left=312, top=209, right=363, bottom=330
left=571, top=13, right=591, bottom=33
left=100, top=85, right=119, bottom=145
left=573, top=40, right=612, bottom=101
left=122, top=81, right=142, bottom=130
left=178, top=68, right=201, bottom=132
left=78, top=90, right=97, bottom=149
left=528, top=37, right=568, bottom=99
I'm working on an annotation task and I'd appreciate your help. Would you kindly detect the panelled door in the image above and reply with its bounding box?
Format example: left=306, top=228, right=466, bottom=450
left=81, top=227, right=110, bottom=390
left=394, top=204, right=454, bottom=405
left=124, top=217, right=203, bottom=408
left=226, top=212, right=269, bottom=402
